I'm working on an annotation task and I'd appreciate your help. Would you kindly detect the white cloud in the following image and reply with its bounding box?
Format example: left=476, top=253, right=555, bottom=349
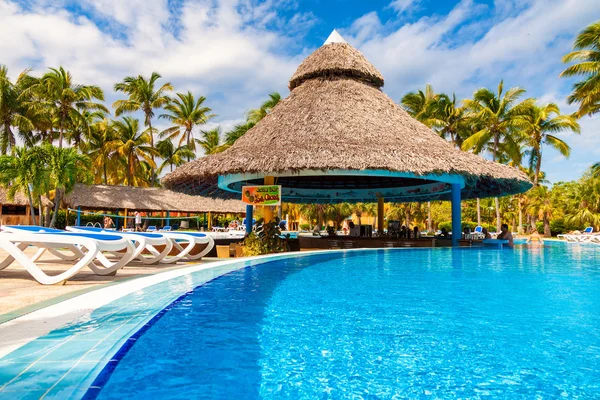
left=1, top=0, right=599, bottom=183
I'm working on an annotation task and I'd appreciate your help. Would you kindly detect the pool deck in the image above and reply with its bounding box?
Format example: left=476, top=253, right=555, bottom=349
left=0, top=247, right=220, bottom=320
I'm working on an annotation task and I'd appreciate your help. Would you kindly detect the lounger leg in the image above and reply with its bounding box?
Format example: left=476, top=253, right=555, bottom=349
left=0, top=239, right=99, bottom=285
left=138, top=240, right=174, bottom=264
left=0, top=242, right=28, bottom=271
left=184, top=236, right=215, bottom=260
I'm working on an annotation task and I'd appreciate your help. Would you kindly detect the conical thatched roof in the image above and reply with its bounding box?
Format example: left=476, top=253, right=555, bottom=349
left=163, top=37, right=531, bottom=203
left=64, top=184, right=245, bottom=214
left=0, top=188, right=52, bottom=207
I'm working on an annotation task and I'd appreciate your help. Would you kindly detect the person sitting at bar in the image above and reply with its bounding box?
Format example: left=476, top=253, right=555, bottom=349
left=400, top=225, right=407, bottom=238
left=413, top=226, right=421, bottom=238
left=496, top=223, right=514, bottom=248
left=312, top=224, right=321, bottom=236
left=437, top=227, right=449, bottom=238
left=349, top=221, right=360, bottom=237
left=481, top=227, right=492, bottom=239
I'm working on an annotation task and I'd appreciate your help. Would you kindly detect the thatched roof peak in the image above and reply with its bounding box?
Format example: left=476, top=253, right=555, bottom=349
left=288, top=41, right=384, bottom=90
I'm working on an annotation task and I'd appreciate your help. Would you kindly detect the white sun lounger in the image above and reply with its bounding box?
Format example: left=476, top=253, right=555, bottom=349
left=66, top=227, right=174, bottom=265
left=0, top=230, right=135, bottom=285
left=70, top=227, right=215, bottom=263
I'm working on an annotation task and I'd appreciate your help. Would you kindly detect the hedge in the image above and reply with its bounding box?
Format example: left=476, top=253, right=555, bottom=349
left=437, top=221, right=497, bottom=233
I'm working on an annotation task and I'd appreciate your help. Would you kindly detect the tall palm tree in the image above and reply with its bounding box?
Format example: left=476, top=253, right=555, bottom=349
left=81, top=118, right=117, bottom=184
left=461, top=80, right=532, bottom=231
left=400, top=84, right=440, bottom=127
left=159, top=91, right=215, bottom=159
left=113, top=72, right=172, bottom=181
left=224, top=92, right=281, bottom=147
left=156, top=139, right=195, bottom=174
left=108, top=117, right=158, bottom=186
left=430, top=94, right=470, bottom=148
left=516, top=103, right=580, bottom=186
left=560, top=21, right=600, bottom=117
left=67, top=110, right=106, bottom=150
left=32, top=67, right=107, bottom=148
left=0, top=66, right=36, bottom=154
left=247, top=92, right=281, bottom=124
left=527, top=185, right=556, bottom=237
left=44, top=144, right=90, bottom=227
left=0, top=147, right=47, bottom=224
left=197, top=127, right=224, bottom=155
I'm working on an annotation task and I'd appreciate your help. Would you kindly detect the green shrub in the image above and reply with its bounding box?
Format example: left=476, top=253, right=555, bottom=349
left=243, top=218, right=289, bottom=256
left=437, top=221, right=495, bottom=232
left=536, top=221, right=544, bottom=234
left=299, top=223, right=310, bottom=231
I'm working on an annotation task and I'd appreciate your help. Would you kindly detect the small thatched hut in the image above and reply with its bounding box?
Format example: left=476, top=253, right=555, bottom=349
left=64, top=184, right=245, bottom=214
left=0, top=188, right=53, bottom=225
left=162, top=31, right=532, bottom=244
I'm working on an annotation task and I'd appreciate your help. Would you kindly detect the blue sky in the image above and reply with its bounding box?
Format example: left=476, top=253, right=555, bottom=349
left=1, top=0, right=599, bottom=183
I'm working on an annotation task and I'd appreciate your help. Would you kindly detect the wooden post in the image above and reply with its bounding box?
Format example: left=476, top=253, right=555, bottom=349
left=208, top=212, right=212, bottom=230
left=26, top=205, right=31, bottom=225
left=377, top=197, right=384, bottom=234
left=263, top=176, right=275, bottom=223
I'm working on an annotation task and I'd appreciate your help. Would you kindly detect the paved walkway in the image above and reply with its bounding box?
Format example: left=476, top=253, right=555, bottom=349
left=0, top=247, right=219, bottom=318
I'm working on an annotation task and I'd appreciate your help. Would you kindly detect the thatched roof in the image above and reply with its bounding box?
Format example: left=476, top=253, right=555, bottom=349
left=0, top=188, right=52, bottom=207
left=163, top=38, right=531, bottom=202
left=64, top=184, right=245, bottom=214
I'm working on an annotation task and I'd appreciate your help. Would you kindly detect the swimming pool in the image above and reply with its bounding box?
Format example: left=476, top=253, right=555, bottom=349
left=1, top=243, right=599, bottom=398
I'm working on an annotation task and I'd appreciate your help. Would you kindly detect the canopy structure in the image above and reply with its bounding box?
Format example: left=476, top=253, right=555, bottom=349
left=64, top=184, right=245, bottom=214
left=163, top=34, right=531, bottom=205
left=0, top=188, right=52, bottom=207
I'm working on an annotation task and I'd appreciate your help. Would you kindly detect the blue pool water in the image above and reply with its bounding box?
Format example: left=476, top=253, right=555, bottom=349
left=91, top=244, right=600, bottom=399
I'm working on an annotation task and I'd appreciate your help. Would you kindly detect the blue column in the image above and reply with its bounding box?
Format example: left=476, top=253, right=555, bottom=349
left=76, top=206, right=81, bottom=226
left=166, top=210, right=170, bottom=227
left=115, top=209, right=120, bottom=230
left=451, top=183, right=461, bottom=247
left=245, top=205, right=253, bottom=235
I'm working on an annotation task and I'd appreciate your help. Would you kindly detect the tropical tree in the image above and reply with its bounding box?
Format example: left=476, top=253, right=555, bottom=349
left=400, top=84, right=440, bottom=127
left=224, top=92, right=281, bottom=147
left=0, top=66, right=35, bottom=154
left=31, top=66, right=107, bottom=148
left=461, top=81, right=533, bottom=231
left=113, top=72, right=173, bottom=180
left=429, top=94, right=471, bottom=148
left=516, top=103, right=580, bottom=186
left=159, top=91, right=215, bottom=159
left=67, top=110, right=106, bottom=150
left=197, top=127, right=224, bottom=155
left=81, top=118, right=117, bottom=185
left=156, top=139, right=195, bottom=174
left=560, top=20, right=600, bottom=117
left=0, top=146, right=46, bottom=224
left=44, top=144, right=91, bottom=227
left=107, top=117, right=158, bottom=186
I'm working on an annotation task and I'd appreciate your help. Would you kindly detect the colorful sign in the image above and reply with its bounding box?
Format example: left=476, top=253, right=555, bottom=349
left=242, top=185, right=281, bottom=206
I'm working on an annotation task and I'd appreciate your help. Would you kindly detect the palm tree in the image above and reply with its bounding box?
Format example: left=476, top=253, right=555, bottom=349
left=0, top=66, right=36, bottom=154
left=81, top=118, right=117, bottom=184
left=159, top=91, right=215, bottom=159
left=461, top=80, right=532, bottom=231
left=0, top=147, right=47, bottom=224
left=400, top=84, right=440, bottom=127
left=197, top=127, right=224, bottom=155
left=223, top=92, right=281, bottom=148
left=560, top=21, right=600, bottom=117
left=156, top=139, right=195, bottom=174
left=430, top=94, right=471, bottom=148
left=32, top=67, right=107, bottom=148
left=516, top=103, right=580, bottom=186
left=247, top=92, right=281, bottom=124
left=113, top=72, right=172, bottom=181
left=107, top=117, right=158, bottom=186
left=592, top=162, right=600, bottom=178
left=67, top=110, right=106, bottom=150
left=44, top=144, right=90, bottom=227
left=527, top=185, right=556, bottom=237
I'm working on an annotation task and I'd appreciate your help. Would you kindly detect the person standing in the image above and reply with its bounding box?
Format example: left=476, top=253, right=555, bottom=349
left=135, top=211, right=142, bottom=232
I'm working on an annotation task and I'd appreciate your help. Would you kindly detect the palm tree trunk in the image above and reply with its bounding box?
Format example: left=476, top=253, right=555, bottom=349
left=26, top=189, right=37, bottom=225
left=103, top=160, right=108, bottom=185
left=49, top=189, right=60, bottom=228
left=59, top=115, right=65, bottom=148
left=148, top=118, right=155, bottom=184
left=543, top=214, right=551, bottom=238
left=534, top=150, right=542, bottom=186
left=38, top=194, right=44, bottom=227
left=427, top=201, right=432, bottom=232
left=518, top=201, right=523, bottom=234
left=495, top=197, right=501, bottom=232
left=476, top=198, right=481, bottom=225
